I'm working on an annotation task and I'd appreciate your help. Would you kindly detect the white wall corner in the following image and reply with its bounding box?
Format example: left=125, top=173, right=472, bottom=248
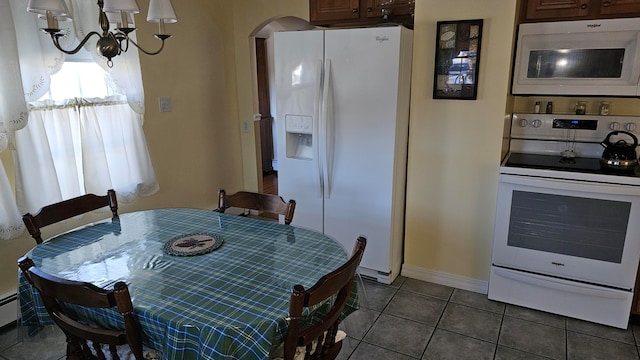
left=401, top=264, right=489, bottom=294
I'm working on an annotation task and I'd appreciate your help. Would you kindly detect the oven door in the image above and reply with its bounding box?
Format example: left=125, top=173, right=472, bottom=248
left=493, top=174, right=640, bottom=289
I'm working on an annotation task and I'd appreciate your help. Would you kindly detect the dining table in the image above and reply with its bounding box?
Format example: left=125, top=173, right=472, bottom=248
left=18, top=208, right=359, bottom=360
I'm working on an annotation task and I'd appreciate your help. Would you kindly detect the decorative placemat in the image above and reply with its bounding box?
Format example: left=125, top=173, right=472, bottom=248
left=163, top=233, right=223, bottom=256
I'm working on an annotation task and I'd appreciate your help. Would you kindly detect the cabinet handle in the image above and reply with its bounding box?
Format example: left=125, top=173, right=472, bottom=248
left=580, top=3, right=588, bottom=9
left=367, top=7, right=372, bottom=12
left=602, top=1, right=610, bottom=7
left=352, top=8, right=358, bottom=13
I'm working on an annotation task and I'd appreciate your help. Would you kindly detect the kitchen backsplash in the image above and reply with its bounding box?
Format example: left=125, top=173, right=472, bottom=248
left=513, top=96, right=640, bottom=117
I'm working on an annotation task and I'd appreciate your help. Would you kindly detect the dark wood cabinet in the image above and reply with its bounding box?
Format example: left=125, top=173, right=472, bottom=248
left=310, top=0, right=414, bottom=27
left=524, top=0, right=590, bottom=21
left=309, top=0, right=360, bottom=23
left=365, top=0, right=415, bottom=19
left=522, top=0, right=640, bottom=22
left=598, top=0, right=640, bottom=16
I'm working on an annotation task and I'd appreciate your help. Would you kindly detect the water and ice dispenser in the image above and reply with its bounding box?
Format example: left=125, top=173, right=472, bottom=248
left=284, top=115, right=313, bottom=160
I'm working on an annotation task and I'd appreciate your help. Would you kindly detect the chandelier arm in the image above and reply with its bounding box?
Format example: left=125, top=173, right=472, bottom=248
left=127, top=37, right=167, bottom=56
left=50, top=31, right=102, bottom=55
left=115, top=34, right=131, bottom=53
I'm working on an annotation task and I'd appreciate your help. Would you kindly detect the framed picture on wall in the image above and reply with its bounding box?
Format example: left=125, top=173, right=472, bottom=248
left=433, top=19, right=483, bottom=100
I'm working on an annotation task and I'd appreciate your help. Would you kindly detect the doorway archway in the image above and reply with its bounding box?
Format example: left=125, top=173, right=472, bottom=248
left=248, top=17, right=313, bottom=195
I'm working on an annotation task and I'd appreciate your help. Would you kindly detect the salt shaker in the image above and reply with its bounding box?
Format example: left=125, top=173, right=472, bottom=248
left=599, top=101, right=610, bottom=116
left=534, top=101, right=541, bottom=114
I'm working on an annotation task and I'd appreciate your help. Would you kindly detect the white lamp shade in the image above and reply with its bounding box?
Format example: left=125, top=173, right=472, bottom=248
left=146, top=0, right=177, bottom=23
left=105, top=11, right=134, bottom=26
left=27, top=0, right=70, bottom=16
left=37, top=13, right=72, bottom=22
left=103, top=0, right=140, bottom=14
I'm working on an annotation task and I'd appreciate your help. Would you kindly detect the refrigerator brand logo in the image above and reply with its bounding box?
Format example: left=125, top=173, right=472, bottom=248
left=586, top=23, right=601, bottom=28
left=376, top=36, right=389, bottom=43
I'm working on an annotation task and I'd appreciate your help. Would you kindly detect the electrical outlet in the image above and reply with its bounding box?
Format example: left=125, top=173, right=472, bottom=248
left=242, top=122, right=250, bottom=133
left=158, top=96, right=172, bottom=113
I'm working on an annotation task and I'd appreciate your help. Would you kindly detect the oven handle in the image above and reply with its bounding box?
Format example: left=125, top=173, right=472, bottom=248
left=494, top=267, right=630, bottom=298
left=499, top=174, right=640, bottom=196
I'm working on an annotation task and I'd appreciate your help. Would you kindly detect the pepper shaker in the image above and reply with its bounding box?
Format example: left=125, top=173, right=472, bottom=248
left=545, top=101, right=553, bottom=114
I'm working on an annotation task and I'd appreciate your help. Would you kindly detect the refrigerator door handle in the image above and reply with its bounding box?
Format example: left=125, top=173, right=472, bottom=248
left=322, top=59, right=334, bottom=199
left=313, top=60, right=324, bottom=198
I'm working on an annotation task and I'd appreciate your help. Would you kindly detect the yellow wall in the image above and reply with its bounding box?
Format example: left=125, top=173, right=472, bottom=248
left=226, top=0, right=520, bottom=286
left=403, top=1, right=518, bottom=282
left=5, top=0, right=636, bottom=297
left=229, top=1, right=310, bottom=192
left=0, top=0, right=244, bottom=294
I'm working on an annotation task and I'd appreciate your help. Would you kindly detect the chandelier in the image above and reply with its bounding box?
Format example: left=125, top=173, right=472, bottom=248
left=26, top=0, right=177, bottom=67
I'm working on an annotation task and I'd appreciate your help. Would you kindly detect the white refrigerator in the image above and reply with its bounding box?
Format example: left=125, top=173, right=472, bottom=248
left=273, top=26, right=413, bottom=284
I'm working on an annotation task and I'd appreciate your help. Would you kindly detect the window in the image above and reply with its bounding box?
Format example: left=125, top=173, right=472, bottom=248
left=39, top=61, right=115, bottom=100
left=14, top=49, right=158, bottom=214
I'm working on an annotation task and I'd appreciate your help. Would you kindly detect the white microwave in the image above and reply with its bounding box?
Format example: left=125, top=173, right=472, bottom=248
left=512, top=17, right=640, bottom=97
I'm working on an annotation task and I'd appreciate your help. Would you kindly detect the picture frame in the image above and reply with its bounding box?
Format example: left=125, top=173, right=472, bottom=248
left=433, top=19, right=483, bottom=100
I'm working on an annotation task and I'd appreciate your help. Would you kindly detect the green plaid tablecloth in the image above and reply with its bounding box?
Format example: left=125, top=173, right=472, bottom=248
left=19, top=208, right=358, bottom=360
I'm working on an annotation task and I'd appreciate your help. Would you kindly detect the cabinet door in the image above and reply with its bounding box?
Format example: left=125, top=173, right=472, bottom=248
left=599, top=0, right=640, bottom=15
left=309, top=0, right=361, bottom=22
left=525, top=0, right=590, bottom=20
left=365, top=0, right=414, bottom=19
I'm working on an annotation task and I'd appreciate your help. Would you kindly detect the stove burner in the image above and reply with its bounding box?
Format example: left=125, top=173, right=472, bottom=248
left=559, top=157, right=576, bottom=164
left=505, top=153, right=640, bottom=178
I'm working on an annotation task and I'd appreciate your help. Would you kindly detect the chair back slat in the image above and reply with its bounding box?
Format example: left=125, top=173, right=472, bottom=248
left=283, top=236, right=366, bottom=360
left=216, top=189, right=296, bottom=225
left=18, top=256, right=144, bottom=359
left=23, top=189, right=118, bottom=244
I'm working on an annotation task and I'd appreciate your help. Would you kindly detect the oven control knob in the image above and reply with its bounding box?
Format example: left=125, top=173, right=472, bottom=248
left=625, top=122, right=637, bottom=132
left=518, top=118, right=528, bottom=127
left=609, top=122, right=621, bottom=131
left=531, top=119, right=542, bottom=128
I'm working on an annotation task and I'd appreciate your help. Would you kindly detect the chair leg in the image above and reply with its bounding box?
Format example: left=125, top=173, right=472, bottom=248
left=65, top=336, right=83, bottom=359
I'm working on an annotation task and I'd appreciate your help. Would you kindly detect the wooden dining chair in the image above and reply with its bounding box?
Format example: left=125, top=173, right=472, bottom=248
left=18, top=256, right=147, bottom=360
left=22, top=189, right=118, bottom=245
left=281, top=236, right=367, bottom=360
left=215, top=189, right=296, bottom=225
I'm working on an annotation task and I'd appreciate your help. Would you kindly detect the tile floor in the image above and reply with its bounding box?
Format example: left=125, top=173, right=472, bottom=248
left=1, top=276, right=640, bottom=359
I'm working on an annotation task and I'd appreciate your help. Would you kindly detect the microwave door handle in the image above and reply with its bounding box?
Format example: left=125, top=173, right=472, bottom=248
left=535, top=54, right=541, bottom=77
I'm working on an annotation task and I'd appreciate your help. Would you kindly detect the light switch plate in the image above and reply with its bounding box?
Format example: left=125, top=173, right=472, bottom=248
left=159, top=96, right=172, bottom=112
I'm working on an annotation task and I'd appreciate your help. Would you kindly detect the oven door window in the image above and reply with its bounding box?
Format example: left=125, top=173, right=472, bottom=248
left=508, top=190, right=630, bottom=263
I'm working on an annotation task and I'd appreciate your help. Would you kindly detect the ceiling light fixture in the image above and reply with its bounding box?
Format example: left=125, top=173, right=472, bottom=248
left=27, top=0, right=177, bottom=67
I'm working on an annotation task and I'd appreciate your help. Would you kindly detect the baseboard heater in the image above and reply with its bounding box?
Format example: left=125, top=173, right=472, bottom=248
left=0, top=291, right=18, bottom=328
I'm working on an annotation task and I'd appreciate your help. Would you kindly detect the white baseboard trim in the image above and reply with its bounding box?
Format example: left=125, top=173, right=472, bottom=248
left=0, top=291, right=18, bottom=327
left=401, top=264, right=489, bottom=294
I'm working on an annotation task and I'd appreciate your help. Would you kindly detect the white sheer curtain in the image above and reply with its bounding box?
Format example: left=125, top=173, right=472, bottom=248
left=9, top=0, right=145, bottom=112
left=1, top=0, right=156, bottom=232
left=14, top=98, right=159, bottom=215
left=67, top=0, right=145, bottom=113
left=0, top=0, right=27, bottom=239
